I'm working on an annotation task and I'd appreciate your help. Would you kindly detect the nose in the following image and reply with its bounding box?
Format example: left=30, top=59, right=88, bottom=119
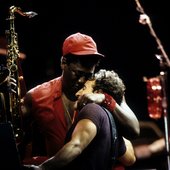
left=76, top=88, right=83, bottom=97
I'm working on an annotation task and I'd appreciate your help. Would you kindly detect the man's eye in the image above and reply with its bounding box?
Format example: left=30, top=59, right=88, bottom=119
left=70, top=68, right=93, bottom=80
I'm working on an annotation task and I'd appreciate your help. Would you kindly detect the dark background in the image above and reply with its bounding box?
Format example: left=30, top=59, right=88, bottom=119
left=1, top=0, right=170, bottom=129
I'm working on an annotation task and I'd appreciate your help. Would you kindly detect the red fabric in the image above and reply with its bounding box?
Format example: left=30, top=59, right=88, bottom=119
left=102, top=93, right=116, bottom=112
left=25, top=76, right=68, bottom=157
left=112, top=165, right=125, bottom=170
left=62, top=32, right=104, bottom=57
left=23, top=156, right=48, bottom=165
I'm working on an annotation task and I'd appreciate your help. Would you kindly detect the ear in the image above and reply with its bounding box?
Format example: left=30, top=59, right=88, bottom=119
left=61, top=56, right=67, bottom=69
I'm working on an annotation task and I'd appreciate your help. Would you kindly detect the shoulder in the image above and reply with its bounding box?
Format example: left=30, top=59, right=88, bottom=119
left=27, top=76, right=62, bottom=98
left=78, top=103, right=108, bottom=122
left=23, top=76, right=62, bottom=107
left=76, top=103, right=111, bottom=132
left=81, top=103, right=105, bottom=113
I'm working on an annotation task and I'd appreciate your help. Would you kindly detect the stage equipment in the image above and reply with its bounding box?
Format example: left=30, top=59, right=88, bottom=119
left=135, top=1, right=170, bottom=169
left=1, top=6, right=37, bottom=144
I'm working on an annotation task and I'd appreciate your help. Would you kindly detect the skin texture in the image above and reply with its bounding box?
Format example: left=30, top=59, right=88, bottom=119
left=22, top=63, right=138, bottom=169
left=76, top=73, right=140, bottom=139
left=76, top=80, right=136, bottom=166
left=25, top=79, right=136, bottom=170
left=134, top=138, right=166, bottom=159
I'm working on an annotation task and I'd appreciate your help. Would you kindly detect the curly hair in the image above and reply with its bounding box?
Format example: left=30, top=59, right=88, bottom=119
left=94, top=69, right=126, bottom=104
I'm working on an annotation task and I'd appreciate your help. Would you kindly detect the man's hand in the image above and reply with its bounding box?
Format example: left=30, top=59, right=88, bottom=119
left=76, top=93, right=105, bottom=110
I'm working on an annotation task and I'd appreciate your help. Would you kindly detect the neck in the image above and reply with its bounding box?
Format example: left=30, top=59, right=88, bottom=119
left=62, top=93, right=76, bottom=126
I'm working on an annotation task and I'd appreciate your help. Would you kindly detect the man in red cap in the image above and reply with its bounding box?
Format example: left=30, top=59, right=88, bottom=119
left=21, top=32, right=139, bottom=166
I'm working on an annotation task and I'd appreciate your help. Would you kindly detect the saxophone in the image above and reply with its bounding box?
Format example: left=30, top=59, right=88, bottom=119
left=4, top=6, right=37, bottom=144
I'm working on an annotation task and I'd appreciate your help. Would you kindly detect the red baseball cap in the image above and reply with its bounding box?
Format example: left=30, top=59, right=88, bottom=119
left=62, top=32, right=104, bottom=58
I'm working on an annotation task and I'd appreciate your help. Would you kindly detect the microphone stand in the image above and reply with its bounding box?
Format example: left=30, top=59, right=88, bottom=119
left=134, top=1, right=170, bottom=169
left=159, top=56, right=170, bottom=170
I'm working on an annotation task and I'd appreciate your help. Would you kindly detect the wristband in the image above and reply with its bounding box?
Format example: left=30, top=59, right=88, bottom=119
left=102, top=93, right=116, bottom=112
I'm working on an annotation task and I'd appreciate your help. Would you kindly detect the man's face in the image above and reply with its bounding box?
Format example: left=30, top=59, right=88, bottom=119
left=62, top=62, right=96, bottom=101
left=76, top=80, right=95, bottom=97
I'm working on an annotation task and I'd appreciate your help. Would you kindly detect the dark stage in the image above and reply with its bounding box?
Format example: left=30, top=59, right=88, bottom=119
left=0, top=0, right=170, bottom=169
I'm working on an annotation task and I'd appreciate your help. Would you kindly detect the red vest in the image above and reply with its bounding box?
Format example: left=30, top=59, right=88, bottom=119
left=28, top=76, right=68, bottom=156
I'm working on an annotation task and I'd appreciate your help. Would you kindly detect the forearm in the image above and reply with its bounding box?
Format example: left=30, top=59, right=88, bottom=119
left=114, top=102, right=140, bottom=138
left=40, top=119, right=96, bottom=170
left=40, top=141, right=82, bottom=170
left=103, top=94, right=140, bottom=138
left=76, top=93, right=140, bottom=138
left=118, top=137, right=136, bottom=166
left=149, top=138, right=165, bottom=154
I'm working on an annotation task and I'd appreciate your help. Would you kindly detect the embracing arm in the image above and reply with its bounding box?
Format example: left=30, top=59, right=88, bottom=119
left=118, top=137, right=136, bottom=166
left=113, top=96, right=140, bottom=138
left=77, top=93, right=140, bottom=139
